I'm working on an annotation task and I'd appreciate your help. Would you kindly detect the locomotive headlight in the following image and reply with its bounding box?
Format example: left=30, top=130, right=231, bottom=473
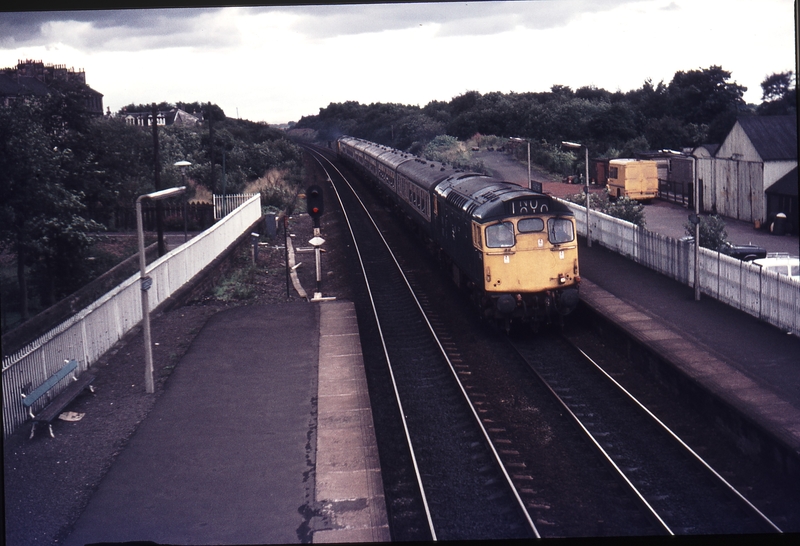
left=559, top=275, right=566, bottom=284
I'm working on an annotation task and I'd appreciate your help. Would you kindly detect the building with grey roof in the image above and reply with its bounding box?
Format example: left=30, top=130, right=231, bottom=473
left=694, top=115, right=797, bottom=233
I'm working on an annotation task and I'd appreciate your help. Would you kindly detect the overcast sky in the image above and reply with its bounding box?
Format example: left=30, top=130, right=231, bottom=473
left=1, top=1, right=797, bottom=124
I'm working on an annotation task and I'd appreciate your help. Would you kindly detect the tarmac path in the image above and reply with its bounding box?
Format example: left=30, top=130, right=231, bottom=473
left=61, top=304, right=319, bottom=546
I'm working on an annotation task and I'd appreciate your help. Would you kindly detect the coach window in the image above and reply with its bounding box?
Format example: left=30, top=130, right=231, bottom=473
left=518, top=218, right=544, bottom=233
left=548, top=217, right=574, bottom=244
left=486, top=222, right=515, bottom=248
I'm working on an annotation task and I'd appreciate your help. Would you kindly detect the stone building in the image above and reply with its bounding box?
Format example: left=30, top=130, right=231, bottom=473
left=0, top=59, right=103, bottom=115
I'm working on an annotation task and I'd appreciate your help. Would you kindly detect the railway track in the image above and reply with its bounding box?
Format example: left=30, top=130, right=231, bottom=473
left=306, top=147, right=539, bottom=540
left=304, top=145, right=796, bottom=538
left=510, top=334, right=783, bottom=535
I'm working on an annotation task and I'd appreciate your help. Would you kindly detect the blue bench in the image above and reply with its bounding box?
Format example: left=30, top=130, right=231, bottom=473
left=21, top=359, right=96, bottom=439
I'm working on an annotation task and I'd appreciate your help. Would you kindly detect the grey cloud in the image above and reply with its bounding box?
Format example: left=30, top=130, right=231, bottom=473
left=0, top=8, right=236, bottom=49
left=0, top=1, right=637, bottom=50
left=285, top=1, right=635, bottom=39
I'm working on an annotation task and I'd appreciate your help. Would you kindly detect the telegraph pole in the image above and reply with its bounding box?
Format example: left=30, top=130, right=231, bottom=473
left=208, top=102, right=216, bottom=193
left=151, top=103, right=166, bottom=256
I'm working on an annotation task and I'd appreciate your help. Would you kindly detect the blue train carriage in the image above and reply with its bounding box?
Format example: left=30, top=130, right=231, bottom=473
left=394, top=156, right=459, bottom=236
left=338, top=137, right=384, bottom=180
left=339, top=136, right=412, bottom=196
left=433, top=176, right=581, bottom=326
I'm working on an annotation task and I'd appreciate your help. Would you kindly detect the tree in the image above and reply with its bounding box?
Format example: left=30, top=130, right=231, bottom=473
left=0, top=100, right=100, bottom=316
left=757, top=71, right=796, bottom=115
left=667, top=66, right=746, bottom=127
left=588, top=102, right=640, bottom=150
left=761, top=71, right=794, bottom=101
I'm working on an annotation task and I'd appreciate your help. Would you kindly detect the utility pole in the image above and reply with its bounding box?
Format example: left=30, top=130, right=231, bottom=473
left=208, top=102, right=216, bottom=193
left=151, top=103, right=166, bottom=256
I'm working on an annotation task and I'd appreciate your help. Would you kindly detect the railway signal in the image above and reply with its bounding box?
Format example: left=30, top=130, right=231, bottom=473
left=306, top=185, right=324, bottom=226
left=305, top=184, right=334, bottom=301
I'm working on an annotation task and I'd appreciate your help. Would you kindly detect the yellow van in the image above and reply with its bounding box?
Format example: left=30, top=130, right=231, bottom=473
left=606, top=159, right=658, bottom=201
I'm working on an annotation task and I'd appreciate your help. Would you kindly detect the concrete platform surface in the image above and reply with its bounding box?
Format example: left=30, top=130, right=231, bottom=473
left=61, top=301, right=389, bottom=545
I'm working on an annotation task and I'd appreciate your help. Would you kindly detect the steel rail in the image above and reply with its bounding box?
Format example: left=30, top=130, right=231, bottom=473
left=508, top=339, right=675, bottom=536
left=568, top=342, right=783, bottom=534
left=308, top=148, right=540, bottom=539
left=306, top=151, right=437, bottom=541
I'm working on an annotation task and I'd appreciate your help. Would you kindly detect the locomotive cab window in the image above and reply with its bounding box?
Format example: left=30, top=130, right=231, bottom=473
left=548, top=217, right=574, bottom=244
left=486, top=221, right=515, bottom=248
left=518, top=218, right=545, bottom=233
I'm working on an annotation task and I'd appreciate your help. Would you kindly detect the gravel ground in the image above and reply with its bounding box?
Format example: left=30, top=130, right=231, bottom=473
left=3, top=153, right=355, bottom=546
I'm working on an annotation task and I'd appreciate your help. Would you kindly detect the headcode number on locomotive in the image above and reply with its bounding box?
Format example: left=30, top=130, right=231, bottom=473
left=509, top=199, right=549, bottom=215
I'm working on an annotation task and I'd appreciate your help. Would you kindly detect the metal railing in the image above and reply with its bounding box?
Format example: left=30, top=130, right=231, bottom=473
left=213, top=193, right=259, bottom=220
left=3, top=195, right=262, bottom=438
left=566, top=201, right=800, bottom=336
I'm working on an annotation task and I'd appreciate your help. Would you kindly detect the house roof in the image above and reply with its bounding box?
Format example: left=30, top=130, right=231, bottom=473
left=0, top=74, right=51, bottom=97
left=766, top=167, right=798, bottom=197
left=737, top=115, right=797, bottom=161
left=696, top=143, right=720, bottom=157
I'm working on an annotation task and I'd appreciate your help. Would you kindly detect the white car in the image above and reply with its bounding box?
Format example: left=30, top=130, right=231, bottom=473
left=752, top=253, right=800, bottom=279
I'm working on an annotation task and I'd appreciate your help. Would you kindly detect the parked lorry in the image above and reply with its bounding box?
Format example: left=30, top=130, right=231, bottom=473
left=606, top=158, right=659, bottom=201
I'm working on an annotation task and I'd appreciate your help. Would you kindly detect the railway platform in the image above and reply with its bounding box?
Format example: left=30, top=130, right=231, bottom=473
left=60, top=301, right=390, bottom=545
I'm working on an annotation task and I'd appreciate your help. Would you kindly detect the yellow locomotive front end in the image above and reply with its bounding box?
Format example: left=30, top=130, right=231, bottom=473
left=474, top=214, right=580, bottom=322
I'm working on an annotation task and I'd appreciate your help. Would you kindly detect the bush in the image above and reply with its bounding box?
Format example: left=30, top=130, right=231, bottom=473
left=684, top=214, right=727, bottom=249
left=564, top=190, right=646, bottom=228
left=213, top=266, right=256, bottom=301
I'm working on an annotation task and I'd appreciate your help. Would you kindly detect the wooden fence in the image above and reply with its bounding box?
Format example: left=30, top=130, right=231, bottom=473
left=112, top=202, right=215, bottom=231
left=564, top=201, right=800, bottom=336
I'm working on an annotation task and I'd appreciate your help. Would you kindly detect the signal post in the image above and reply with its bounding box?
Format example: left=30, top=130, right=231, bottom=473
left=306, top=184, right=335, bottom=302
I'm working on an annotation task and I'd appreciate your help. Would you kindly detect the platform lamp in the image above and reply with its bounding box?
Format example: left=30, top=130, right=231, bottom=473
left=689, top=153, right=700, bottom=301
left=174, top=160, right=192, bottom=243
left=136, top=186, right=186, bottom=393
left=509, top=137, right=532, bottom=190
left=562, top=141, right=591, bottom=247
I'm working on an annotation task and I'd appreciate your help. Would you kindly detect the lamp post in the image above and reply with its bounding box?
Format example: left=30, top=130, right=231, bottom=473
left=509, top=137, right=532, bottom=189
left=562, top=141, right=591, bottom=247
left=136, top=186, right=186, bottom=393
left=690, top=154, right=700, bottom=301
left=174, top=160, right=192, bottom=242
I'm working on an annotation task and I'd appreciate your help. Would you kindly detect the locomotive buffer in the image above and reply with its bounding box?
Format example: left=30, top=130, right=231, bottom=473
left=307, top=185, right=336, bottom=302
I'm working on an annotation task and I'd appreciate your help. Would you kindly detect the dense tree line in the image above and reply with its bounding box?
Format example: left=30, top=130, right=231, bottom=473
left=297, top=66, right=795, bottom=172
left=1, top=87, right=302, bottom=329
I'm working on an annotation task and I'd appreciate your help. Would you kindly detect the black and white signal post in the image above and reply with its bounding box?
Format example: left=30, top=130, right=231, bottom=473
left=306, top=184, right=335, bottom=302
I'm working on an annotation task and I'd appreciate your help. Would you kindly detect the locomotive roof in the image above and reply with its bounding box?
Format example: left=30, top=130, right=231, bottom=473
left=435, top=175, right=573, bottom=222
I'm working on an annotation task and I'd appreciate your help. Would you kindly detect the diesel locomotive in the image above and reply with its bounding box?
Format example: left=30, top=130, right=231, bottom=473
left=337, top=136, right=580, bottom=329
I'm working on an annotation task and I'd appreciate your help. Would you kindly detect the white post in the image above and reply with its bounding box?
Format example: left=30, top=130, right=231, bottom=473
left=692, top=156, right=700, bottom=301
left=584, top=146, right=591, bottom=248
left=135, top=197, right=155, bottom=393
left=561, top=141, right=591, bottom=247
left=526, top=140, right=531, bottom=190
left=136, top=186, right=186, bottom=393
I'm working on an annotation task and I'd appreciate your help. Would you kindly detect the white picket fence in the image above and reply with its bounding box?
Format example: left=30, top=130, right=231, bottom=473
left=214, top=193, right=259, bottom=220
left=2, top=195, right=262, bottom=438
left=565, top=201, right=800, bottom=336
